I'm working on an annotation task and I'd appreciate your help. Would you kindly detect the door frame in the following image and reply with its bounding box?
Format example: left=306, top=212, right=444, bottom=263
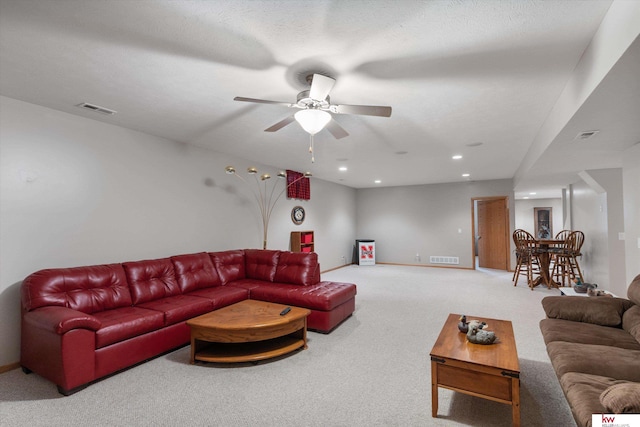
left=471, top=196, right=511, bottom=271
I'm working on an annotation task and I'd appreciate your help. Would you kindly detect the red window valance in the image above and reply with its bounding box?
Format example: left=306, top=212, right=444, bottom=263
left=287, top=170, right=310, bottom=200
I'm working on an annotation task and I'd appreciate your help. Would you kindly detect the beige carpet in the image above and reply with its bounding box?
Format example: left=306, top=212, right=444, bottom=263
left=0, top=264, right=575, bottom=426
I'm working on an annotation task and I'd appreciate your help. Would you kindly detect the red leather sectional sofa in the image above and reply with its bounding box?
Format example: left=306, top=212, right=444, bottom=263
left=20, top=249, right=356, bottom=395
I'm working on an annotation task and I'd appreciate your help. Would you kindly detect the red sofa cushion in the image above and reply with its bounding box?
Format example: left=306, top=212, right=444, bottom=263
left=171, top=252, right=221, bottom=293
left=93, top=307, right=165, bottom=349
left=187, top=286, right=249, bottom=308
left=138, top=294, right=213, bottom=326
left=209, top=250, right=246, bottom=284
left=123, top=258, right=181, bottom=305
left=21, top=264, right=132, bottom=314
left=244, top=249, right=280, bottom=282
left=274, top=251, right=319, bottom=286
left=251, top=281, right=357, bottom=311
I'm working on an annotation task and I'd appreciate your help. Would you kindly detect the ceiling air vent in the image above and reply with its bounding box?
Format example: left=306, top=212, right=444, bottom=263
left=77, top=103, right=117, bottom=115
left=575, top=130, right=599, bottom=140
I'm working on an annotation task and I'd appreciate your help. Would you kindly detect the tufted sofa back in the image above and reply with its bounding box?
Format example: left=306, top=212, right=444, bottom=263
left=21, top=264, right=132, bottom=314
left=209, top=250, right=246, bottom=284
left=123, top=258, right=180, bottom=305
left=22, top=249, right=322, bottom=314
left=171, top=252, right=221, bottom=293
left=274, top=251, right=320, bottom=286
left=244, top=249, right=280, bottom=282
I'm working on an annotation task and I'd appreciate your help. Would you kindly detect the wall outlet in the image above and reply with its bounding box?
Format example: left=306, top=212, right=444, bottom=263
left=618, top=232, right=625, bottom=240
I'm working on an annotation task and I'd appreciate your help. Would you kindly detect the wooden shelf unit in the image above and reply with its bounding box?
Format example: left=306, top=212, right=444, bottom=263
left=291, top=231, right=314, bottom=253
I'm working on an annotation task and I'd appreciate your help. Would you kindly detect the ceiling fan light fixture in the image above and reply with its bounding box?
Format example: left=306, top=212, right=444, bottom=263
left=294, top=109, right=331, bottom=135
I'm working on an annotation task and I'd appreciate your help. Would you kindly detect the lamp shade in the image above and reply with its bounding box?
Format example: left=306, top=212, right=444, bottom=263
left=294, top=109, right=331, bottom=135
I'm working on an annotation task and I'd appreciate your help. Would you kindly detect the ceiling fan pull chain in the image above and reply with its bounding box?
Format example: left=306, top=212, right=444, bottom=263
left=309, top=134, right=315, bottom=163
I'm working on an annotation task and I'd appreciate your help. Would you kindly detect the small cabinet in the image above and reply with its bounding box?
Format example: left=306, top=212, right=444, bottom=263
left=290, top=231, right=314, bottom=253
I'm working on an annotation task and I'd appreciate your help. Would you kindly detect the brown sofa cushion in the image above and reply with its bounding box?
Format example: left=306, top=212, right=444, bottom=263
left=628, top=274, right=640, bottom=305
left=560, top=372, right=618, bottom=427
left=547, top=341, right=640, bottom=382
left=600, top=382, right=640, bottom=413
left=622, top=305, right=640, bottom=344
left=540, top=318, right=640, bottom=350
left=542, top=296, right=632, bottom=327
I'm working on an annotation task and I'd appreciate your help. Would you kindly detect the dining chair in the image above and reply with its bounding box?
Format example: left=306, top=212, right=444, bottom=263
left=512, top=229, right=540, bottom=289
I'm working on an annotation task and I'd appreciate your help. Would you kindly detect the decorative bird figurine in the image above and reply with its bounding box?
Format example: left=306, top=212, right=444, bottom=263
left=466, top=322, right=497, bottom=345
left=458, top=315, right=469, bottom=333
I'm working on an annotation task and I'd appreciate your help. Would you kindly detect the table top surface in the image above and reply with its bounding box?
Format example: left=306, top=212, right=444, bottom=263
left=430, top=313, right=519, bottom=372
left=186, top=300, right=310, bottom=330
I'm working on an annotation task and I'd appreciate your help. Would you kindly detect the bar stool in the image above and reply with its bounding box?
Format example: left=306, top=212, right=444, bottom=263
left=552, top=230, right=585, bottom=285
left=512, top=229, right=540, bottom=289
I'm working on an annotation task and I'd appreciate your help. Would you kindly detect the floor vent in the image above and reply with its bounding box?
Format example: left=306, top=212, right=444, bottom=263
left=430, top=256, right=459, bottom=265
left=77, top=103, right=117, bottom=115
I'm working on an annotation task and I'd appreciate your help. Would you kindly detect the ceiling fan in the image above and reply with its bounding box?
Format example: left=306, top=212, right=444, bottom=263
left=233, top=73, right=392, bottom=140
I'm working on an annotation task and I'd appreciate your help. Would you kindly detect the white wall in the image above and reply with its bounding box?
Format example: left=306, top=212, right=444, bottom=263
left=514, top=198, right=563, bottom=237
left=622, top=143, right=640, bottom=285
left=0, top=96, right=356, bottom=366
left=570, top=168, right=627, bottom=296
left=355, top=179, right=515, bottom=269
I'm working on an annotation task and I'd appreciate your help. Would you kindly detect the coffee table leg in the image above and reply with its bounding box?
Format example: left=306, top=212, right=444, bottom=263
left=431, top=360, right=438, bottom=417
left=512, top=378, right=520, bottom=427
left=190, top=337, right=196, bottom=364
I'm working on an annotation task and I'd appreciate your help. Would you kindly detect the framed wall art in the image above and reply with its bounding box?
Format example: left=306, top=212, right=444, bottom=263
left=534, top=207, right=552, bottom=239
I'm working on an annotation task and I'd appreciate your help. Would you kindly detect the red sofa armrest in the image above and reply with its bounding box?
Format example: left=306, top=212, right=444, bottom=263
left=24, top=306, right=102, bottom=334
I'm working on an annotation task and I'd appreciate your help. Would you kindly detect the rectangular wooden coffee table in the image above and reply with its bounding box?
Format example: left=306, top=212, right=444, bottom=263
left=430, top=313, right=520, bottom=426
left=186, top=300, right=310, bottom=364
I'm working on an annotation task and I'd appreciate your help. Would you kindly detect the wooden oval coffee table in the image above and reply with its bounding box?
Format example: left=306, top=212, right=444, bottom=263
left=186, top=300, right=311, bottom=363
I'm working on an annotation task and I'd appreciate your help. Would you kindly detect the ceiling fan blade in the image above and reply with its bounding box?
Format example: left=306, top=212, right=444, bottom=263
left=325, top=119, right=349, bottom=139
left=264, top=115, right=296, bottom=132
left=234, top=96, right=292, bottom=107
left=331, top=104, right=392, bottom=117
left=309, top=74, right=335, bottom=101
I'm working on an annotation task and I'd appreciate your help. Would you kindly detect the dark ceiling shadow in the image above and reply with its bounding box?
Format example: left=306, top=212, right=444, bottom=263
left=2, top=1, right=279, bottom=70
left=353, top=39, right=581, bottom=81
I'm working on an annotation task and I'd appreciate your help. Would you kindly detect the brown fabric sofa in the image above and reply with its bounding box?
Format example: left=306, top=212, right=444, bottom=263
left=540, top=274, right=640, bottom=426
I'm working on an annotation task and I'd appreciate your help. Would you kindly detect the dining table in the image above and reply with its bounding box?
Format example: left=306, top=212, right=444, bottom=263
left=532, top=239, right=565, bottom=289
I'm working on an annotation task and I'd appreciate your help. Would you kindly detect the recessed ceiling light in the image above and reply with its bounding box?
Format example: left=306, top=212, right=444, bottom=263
left=462, top=173, right=470, bottom=177
left=523, top=196, right=529, bottom=199
left=339, top=166, right=348, bottom=172
left=466, top=142, right=483, bottom=147
left=452, top=155, right=462, bottom=160
left=374, top=180, right=381, bottom=184
left=529, top=192, right=536, bottom=195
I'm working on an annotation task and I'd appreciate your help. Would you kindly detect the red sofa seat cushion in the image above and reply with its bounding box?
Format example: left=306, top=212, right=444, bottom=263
left=21, top=264, right=132, bottom=314
left=250, top=281, right=357, bottom=311
left=274, top=251, right=319, bottom=286
left=123, top=258, right=181, bottom=305
left=209, top=250, right=246, bottom=284
left=93, top=307, right=165, bottom=349
left=186, top=286, right=249, bottom=308
left=137, top=294, right=214, bottom=326
left=171, top=252, right=222, bottom=293
left=244, top=249, right=280, bottom=282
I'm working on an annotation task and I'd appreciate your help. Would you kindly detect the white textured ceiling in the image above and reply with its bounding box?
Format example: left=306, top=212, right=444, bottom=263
left=1, top=0, right=638, bottom=198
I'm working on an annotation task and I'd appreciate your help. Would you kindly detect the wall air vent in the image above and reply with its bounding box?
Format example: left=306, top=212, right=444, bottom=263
left=430, top=256, right=459, bottom=265
left=77, top=103, right=117, bottom=115
left=575, top=130, right=599, bottom=140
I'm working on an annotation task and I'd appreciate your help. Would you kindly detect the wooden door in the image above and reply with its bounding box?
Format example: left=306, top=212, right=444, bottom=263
left=477, top=198, right=508, bottom=270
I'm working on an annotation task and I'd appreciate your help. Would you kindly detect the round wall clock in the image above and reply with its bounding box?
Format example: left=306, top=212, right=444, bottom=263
left=291, top=206, right=305, bottom=225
